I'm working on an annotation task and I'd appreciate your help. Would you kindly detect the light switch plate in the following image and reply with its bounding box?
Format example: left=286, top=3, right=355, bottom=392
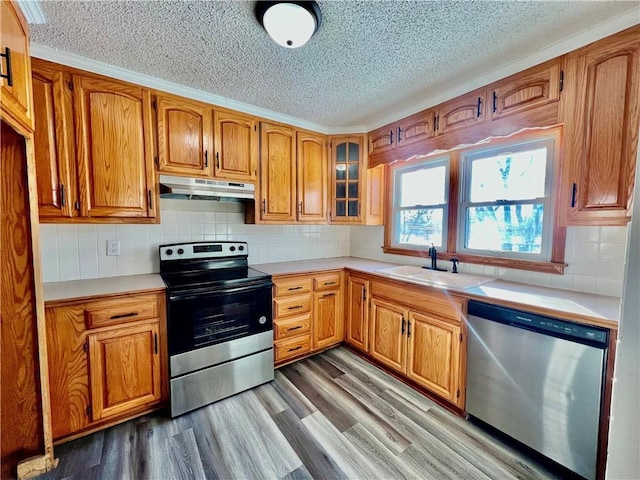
left=107, top=240, right=120, bottom=256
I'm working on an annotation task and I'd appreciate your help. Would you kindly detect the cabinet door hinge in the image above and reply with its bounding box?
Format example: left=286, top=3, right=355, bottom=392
left=75, top=200, right=80, bottom=211
left=459, top=333, right=463, bottom=342
left=86, top=405, right=92, bottom=417
left=154, top=156, right=159, bottom=167
left=68, top=81, right=73, bottom=91
left=456, top=389, right=460, bottom=398
left=559, top=70, right=564, bottom=92
left=152, top=99, right=157, bottom=109
left=254, top=125, right=257, bottom=131
left=362, top=288, right=367, bottom=301
left=154, top=333, right=158, bottom=355
left=83, top=339, right=89, bottom=353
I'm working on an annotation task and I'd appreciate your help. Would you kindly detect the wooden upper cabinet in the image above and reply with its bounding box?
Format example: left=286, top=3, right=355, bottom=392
left=345, top=275, right=369, bottom=352
left=396, top=110, right=435, bottom=147
left=296, top=131, right=327, bottom=222
left=405, top=311, right=462, bottom=406
left=73, top=75, right=156, bottom=218
left=436, top=90, right=486, bottom=135
left=490, top=59, right=562, bottom=120
left=88, top=321, right=161, bottom=421
left=32, top=61, right=75, bottom=218
left=330, top=135, right=365, bottom=223
left=368, top=124, right=395, bottom=157
left=214, top=109, right=256, bottom=181
left=0, top=0, right=33, bottom=132
left=558, top=25, right=640, bottom=226
left=156, top=94, right=213, bottom=177
left=259, top=123, right=296, bottom=221
left=369, top=298, right=407, bottom=373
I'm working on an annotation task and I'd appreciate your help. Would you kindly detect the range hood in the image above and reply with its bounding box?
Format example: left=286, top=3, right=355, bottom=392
left=159, top=175, right=255, bottom=200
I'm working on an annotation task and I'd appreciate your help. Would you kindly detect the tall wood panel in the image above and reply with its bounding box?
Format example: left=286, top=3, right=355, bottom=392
left=214, top=110, right=256, bottom=181
left=297, top=131, right=327, bottom=222
left=1, top=122, right=43, bottom=477
left=345, top=275, right=369, bottom=351
left=259, top=123, right=296, bottom=221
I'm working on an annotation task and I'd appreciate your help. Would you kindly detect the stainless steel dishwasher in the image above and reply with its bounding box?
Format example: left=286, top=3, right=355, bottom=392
left=466, top=300, right=609, bottom=480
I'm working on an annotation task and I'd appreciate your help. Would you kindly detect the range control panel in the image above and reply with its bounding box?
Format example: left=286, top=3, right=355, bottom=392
left=159, top=242, right=247, bottom=261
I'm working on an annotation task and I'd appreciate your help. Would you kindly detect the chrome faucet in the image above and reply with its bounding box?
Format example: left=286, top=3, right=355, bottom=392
left=423, top=244, right=447, bottom=271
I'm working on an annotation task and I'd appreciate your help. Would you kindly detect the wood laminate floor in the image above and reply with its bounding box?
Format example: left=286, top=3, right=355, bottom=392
left=37, top=347, right=567, bottom=480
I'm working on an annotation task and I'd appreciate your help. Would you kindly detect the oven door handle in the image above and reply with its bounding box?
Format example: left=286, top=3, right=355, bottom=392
left=169, top=282, right=272, bottom=302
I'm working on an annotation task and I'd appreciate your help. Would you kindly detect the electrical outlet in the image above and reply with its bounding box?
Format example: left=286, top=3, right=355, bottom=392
left=107, top=240, right=120, bottom=256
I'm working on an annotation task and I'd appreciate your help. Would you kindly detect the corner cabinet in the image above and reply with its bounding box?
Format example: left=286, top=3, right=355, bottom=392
left=45, top=292, right=166, bottom=442
left=558, top=25, right=640, bottom=226
left=0, top=0, right=33, bottom=132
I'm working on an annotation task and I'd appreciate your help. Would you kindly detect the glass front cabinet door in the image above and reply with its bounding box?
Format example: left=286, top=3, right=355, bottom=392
left=330, top=136, right=365, bottom=223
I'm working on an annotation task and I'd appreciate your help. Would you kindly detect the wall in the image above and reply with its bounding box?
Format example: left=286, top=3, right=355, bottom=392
left=350, top=224, right=628, bottom=297
left=39, top=199, right=350, bottom=282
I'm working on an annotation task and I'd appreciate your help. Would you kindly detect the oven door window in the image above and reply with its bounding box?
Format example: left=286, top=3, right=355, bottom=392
left=168, top=283, right=272, bottom=355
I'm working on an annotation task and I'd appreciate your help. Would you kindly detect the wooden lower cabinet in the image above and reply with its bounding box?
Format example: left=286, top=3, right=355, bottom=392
left=406, top=311, right=462, bottom=404
left=273, top=271, right=343, bottom=365
left=344, top=274, right=369, bottom=352
left=367, top=277, right=466, bottom=409
left=369, top=298, right=406, bottom=372
left=46, top=292, right=166, bottom=442
left=313, top=290, right=342, bottom=349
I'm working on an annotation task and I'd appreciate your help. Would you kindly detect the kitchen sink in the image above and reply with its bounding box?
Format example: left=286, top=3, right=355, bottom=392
left=377, top=265, right=494, bottom=289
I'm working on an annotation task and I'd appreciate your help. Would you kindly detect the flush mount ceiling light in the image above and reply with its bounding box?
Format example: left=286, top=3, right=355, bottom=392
left=256, top=1, right=322, bottom=49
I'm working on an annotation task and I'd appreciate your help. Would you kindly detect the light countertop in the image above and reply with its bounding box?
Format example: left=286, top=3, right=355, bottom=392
left=43, top=274, right=166, bottom=303
left=254, top=257, right=621, bottom=328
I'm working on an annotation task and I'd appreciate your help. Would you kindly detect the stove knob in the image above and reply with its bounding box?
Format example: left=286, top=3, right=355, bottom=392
left=165, top=249, right=173, bottom=256
left=239, top=245, right=245, bottom=251
left=177, top=248, right=184, bottom=255
left=258, top=316, right=267, bottom=325
left=230, top=246, right=236, bottom=252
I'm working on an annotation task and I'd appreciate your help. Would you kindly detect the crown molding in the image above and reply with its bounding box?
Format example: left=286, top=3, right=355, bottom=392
left=365, top=8, right=640, bottom=131
left=16, top=0, right=46, bottom=24
left=29, top=44, right=346, bottom=134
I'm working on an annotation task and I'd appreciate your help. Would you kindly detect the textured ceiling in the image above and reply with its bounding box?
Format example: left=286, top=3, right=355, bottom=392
left=30, top=1, right=638, bottom=130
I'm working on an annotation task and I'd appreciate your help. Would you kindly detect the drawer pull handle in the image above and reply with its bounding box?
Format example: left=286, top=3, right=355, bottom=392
left=323, top=282, right=336, bottom=286
left=110, top=312, right=138, bottom=320
left=288, top=286, right=303, bottom=291
left=288, top=345, right=303, bottom=352
left=287, top=325, right=303, bottom=331
left=287, top=305, right=303, bottom=310
left=322, top=293, right=336, bottom=298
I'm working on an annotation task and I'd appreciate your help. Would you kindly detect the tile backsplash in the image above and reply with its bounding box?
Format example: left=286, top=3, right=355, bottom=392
left=40, top=199, right=628, bottom=297
left=39, top=199, right=350, bottom=283
left=350, top=224, right=629, bottom=297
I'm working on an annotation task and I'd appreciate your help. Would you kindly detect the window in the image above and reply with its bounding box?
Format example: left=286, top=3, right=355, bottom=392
left=391, top=157, right=449, bottom=250
left=458, top=137, right=556, bottom=260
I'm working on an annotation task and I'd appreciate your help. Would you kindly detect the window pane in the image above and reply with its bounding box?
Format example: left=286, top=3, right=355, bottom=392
left=348, top=182, right=358, bottom=198
left=336, top=143, right=346, bottom=162
left=400, top=166, right=446, bottom=207
left=348, top=201, right=359, bottom=217
left=336, top=164, right=346, bottom=180
left=398, top=208, right=443, bottom=246
left=348, top=164, right=359, bottom=180
left=465, top=204, right=544, bottom=253
left=469, top=148, right=547, bottom=202
left=336, top=183, right=346, bottom=199
left=335, top=200, right=346, bottom=217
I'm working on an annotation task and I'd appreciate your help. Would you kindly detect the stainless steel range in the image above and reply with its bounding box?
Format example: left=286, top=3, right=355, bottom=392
left=159, top=241, right=274, bottom=417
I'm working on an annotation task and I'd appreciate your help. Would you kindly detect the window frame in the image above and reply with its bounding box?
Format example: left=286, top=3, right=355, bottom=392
left=457, top=136, right=557, bottom=261
left=382, top=127, right=567, bottom=274
left=390, top=156, right=450, bottom=252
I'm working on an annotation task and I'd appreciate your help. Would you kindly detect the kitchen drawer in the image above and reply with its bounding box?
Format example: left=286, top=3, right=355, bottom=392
left=274, top=276, right=313, bottom=297
left=84, top=294, right=159, bottom=329
left=274, top=314, right=311, bottom=340
left=275, top=334, right=311, bottom=362
left=313, top=272, right=341, bottom=291
left=274, top=294, right=312, bottom=319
